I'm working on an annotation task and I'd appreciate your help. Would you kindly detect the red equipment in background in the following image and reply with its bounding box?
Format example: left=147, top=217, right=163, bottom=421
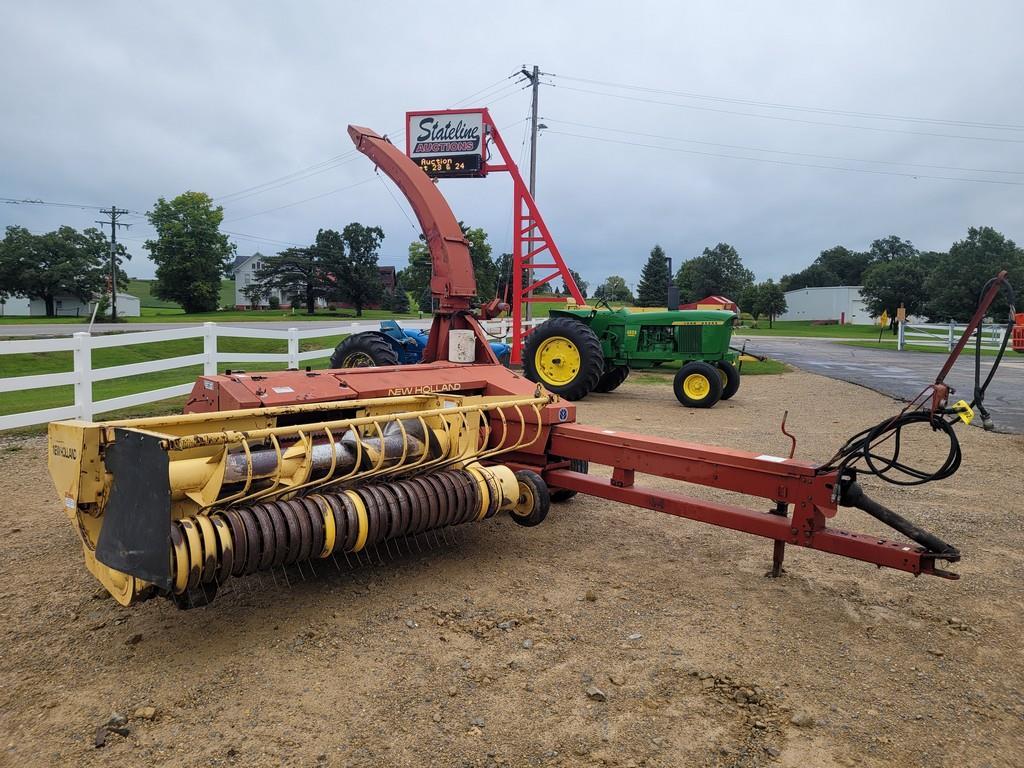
left=405, top=108, right=584, bottom=363
left=1013, top=312, right=1024, bottom=353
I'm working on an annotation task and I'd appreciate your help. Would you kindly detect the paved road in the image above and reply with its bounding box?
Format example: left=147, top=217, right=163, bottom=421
left=736, top=335, right=1024, bottom=434
left=0, top=319, right=435, bottom=337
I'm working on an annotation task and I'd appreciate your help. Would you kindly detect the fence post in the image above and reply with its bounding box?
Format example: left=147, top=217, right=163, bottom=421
left=897, top=320, right=905, bottom=351
left=948, top=320, right=955, bottom=351
left=73, top=332, right=93, bottom=421
left=287, top=327, right=300, bottom=369
left=203, top=322, right=218, bottom=376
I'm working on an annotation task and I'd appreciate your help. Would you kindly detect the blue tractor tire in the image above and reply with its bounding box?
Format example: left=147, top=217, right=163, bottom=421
left=329, top=332, right=400, bottom=369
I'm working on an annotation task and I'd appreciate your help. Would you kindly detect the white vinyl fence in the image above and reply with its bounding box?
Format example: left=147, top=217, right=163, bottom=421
left=897, top=320, right=1008, bottom=352
left=0, top=318, right=532, bottom=431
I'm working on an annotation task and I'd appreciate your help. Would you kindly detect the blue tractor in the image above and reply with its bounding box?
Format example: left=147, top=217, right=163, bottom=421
left=329, top=320, right=511, bottom=368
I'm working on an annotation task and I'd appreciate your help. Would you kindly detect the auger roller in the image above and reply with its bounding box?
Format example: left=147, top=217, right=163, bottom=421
left=48, top=392, right=554, bottom=606
left=169, top=465, right=537, bottom=607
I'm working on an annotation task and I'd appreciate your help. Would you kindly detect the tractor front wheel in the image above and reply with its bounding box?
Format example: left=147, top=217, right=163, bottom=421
left=329, top=333, right=400, bottom=369
left=673, top=361, right=723, bottom=408
left=523, top=317, right=604, bottom=401
left=716, top=360, right=741, bottom=400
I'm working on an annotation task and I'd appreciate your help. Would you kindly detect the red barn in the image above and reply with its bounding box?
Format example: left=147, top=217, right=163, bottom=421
left=678, top=295, right=738, bottom=312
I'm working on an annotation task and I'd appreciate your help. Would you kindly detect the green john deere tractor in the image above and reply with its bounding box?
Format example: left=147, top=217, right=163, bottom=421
left=523, top=305, right=740, bottom=408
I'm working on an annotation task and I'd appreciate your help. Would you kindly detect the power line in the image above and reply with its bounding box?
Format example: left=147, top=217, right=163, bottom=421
left=376, top=172, right=418, bottom=233
left=546, top=82, right=1024, bottom=145
left=448, top=72, right=519, bottom=108
left=1, top=196, right=143, bottom=213
left=541, top=118, right=1024, bottom=176
left=214, top=74, right=525, bottom=207
left=213, top=152, right=360, bottom=203
left=548, top=73, right=1024, bottom=132
left=222, top=177, right=377, bottom=223
left=544, top=129, right=1024, bottom=186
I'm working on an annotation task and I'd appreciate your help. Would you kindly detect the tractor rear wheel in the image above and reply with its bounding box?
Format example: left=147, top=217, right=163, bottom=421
left=523, top=317, right=604, bottom=401
left=329, top=333, right=399, bottom=369
left=594, top=365, right=630, bottom=393
left=673, top=361, right=723, bottom=408
left=716, top=360, right=741, bottom=400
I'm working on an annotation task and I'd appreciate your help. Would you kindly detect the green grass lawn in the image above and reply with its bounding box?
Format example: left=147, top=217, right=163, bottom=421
left=126, top=278, right=235, bottom=309
left=0, top=332, right=346, bottom=422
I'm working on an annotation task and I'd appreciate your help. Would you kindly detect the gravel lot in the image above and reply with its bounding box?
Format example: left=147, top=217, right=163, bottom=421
left=1, top=371, right=1022, bottom=768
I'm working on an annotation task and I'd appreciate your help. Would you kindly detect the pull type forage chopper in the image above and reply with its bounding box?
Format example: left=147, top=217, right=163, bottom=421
left=47, top=123, right=1016, bottom=607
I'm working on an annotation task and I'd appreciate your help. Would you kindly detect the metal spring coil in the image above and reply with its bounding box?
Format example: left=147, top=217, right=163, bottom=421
left=169, top=468, right=498, bottom=598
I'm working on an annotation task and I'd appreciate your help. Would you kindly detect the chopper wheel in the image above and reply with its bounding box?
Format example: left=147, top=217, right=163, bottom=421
left=508, top=470, right=551, bottom=527
left=550, top=458, right=588, bottom=503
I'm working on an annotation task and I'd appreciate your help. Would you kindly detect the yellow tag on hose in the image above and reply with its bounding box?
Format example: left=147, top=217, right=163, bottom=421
left=953, top=399, right=974, bottom=425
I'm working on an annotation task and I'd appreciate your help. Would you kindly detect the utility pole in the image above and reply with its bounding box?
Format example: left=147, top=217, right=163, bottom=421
left=519, top=65, right=541, bottom=320
left=96, top=205, right=130, bottom=320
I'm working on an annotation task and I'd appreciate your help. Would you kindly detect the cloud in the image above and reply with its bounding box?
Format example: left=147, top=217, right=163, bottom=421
left=2, top=1, right=1022, bottom=290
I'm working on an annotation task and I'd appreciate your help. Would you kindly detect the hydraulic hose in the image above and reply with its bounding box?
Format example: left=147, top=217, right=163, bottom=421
left=972, top=275, right=1017, bottom=430
left=841, top=481, right=959, bottom=558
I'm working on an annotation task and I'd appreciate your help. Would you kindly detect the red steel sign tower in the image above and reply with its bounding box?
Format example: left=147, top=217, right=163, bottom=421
left=405, top=108, right=584, bottom=364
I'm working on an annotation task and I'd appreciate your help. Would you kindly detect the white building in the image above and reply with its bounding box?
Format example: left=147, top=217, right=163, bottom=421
left=233, top=253, right=287, bottom=309
left=0, top=292, right=140, bottom=317
left=779, top=285, right=872, bottom=325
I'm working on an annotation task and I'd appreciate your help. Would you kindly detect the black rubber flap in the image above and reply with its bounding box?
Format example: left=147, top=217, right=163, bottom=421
left=96, top=429, right=173, bottom=590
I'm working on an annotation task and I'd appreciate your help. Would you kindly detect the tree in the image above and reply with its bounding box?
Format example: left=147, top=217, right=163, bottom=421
left=399, top=239, right=434, bottom=312
left=868, top=235, right=917, bottom=263
left=563, top=268, right=588, bottom=299
left=336, top=223, right=385, bottom=316
left=382, top=285, right=410, bottom=314
left=145, top=192, right=234, bottom=313
left=636, top=245, right=671, bottom=307
left=738, top=283, right=762, bottom=320
left=675, top=243, right=754, bottom=302
left=242, top=280, right=271, bottom=308
left=493, top=252, right=513, bottom=302
left=757, top=279, right=787, bottom=328
left=925, top=227, right=1024, bottom=321
left=0, top=225, right=117, bottom=316
left=780, top=262, right=840, bottom=291
left=460, top=224, right=497, bottom=299
left=861, top=254, right=932, bottom=331
left=593, top=275, right=634, bottom=303
left=815, top=245, right=872, bottom=284
left=493, top=252, right=541, bottom=305
left=780, top=245, right=874, bottom=290
left=738, top=280, right=786, bottom=326
left=254, top=246, right=325, bottom=314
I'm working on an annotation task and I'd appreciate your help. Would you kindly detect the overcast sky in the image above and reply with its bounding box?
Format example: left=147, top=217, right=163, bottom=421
left=2, top=1, right=1022, bottom=291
